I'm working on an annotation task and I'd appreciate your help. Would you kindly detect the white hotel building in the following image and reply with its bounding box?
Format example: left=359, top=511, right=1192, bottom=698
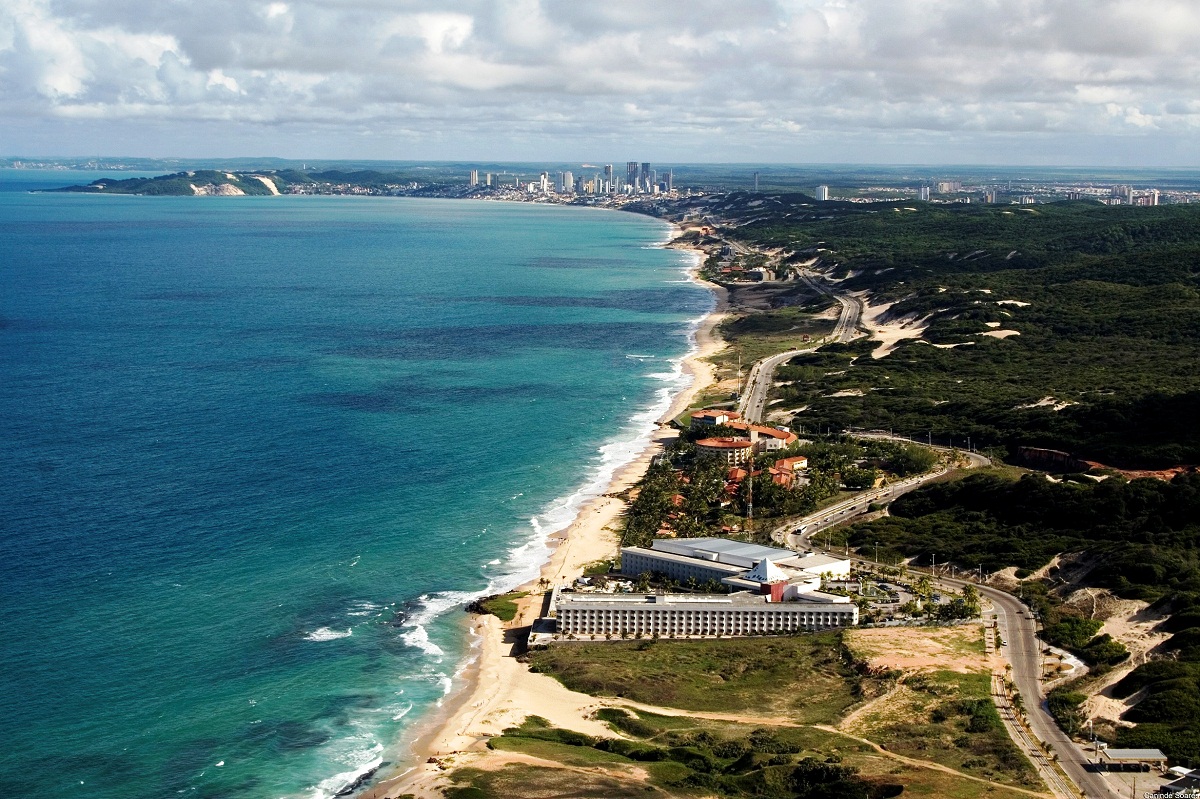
left=553, top=590, right=857, bottom=639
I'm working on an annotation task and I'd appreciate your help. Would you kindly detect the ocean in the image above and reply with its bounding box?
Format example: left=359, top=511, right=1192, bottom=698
left=0, top=171, right=712, bottom=799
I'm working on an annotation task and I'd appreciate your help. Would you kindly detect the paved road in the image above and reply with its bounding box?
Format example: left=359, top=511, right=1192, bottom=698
left=737, top=346, right=814, bottom=423
left=798, top=270, right=862, bottom=342
left=776, top=434, right=990, bottom=550
left=777, top=471, right=947, bottom=551
left=854, top=431, right=992, bottom=469
left=736, top=273, right=861, bottom=423
left=923, top=576, right=1118, bottom=799
left=991, top=672, right=1079, bottom=799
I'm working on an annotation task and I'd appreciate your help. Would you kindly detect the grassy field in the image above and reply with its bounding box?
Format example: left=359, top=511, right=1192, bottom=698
left=846, top=670, right=1041, bottom=790
left=526, top=634, right=860, bottom=723
left=444, top=710, right=1044, bottom=799
left=445, top=764, right=663, bottom=799
left=712, top=306, right=834, bottom=368
left=477, top=591, right=528, bottom=623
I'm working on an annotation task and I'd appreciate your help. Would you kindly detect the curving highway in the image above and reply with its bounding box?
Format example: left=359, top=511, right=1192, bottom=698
left=797, top=270, right=863, bottom=343
left=959, top=578, right=1118, bottom=798
left=737, top=345, right=814, bottom=423
left=736, top=272, right=862, bottom=423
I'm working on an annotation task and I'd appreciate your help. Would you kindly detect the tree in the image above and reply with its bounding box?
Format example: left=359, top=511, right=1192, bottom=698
left=889, top=444, right=938, bottom=477
left=962, top=584, right=981, bottom=616
left=843, top=466, right=877, bottom=490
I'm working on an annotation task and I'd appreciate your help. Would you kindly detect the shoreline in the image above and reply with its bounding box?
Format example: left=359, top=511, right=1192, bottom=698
left=360, top=240, right=728, bottom=799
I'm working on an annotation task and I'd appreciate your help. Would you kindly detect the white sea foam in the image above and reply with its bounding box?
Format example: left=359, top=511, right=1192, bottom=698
left=399, top=624, right=443, bottom=657
left=309, top=747, right=383, bottom=799
left=465, top=253, right=714, bottom=605
left=304, top=627, right=352, bottom=642
left=346, top=600, right=383, bottom=618
left=300, top=216, right=716, bottom=799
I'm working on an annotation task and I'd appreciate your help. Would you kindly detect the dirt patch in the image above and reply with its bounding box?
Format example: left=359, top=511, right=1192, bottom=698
left=1081, top=461, right=1198, bottom=482
left=846, top=625, right=989, bottom=674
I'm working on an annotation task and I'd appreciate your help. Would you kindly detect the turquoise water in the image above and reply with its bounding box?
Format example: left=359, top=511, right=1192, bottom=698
left=0, top=171, right=711, bottom=798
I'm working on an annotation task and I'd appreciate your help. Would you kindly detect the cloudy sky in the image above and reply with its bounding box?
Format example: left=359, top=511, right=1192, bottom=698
left=2, top=0, right=1198, bottom=164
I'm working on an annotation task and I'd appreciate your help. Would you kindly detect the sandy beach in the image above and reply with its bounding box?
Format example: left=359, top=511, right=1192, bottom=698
left=362, top=253, right=728, bottom=799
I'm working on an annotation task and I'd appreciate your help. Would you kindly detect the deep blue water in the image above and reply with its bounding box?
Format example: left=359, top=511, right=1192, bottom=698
left=0, top=171, right=711, bottom=798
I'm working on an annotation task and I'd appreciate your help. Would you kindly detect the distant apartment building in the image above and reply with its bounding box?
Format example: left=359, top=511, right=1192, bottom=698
left=814, top=185, right=830, bottom=201
left=917, top=186, right=931, bottom=201
left=469, top=169, right=479, bottom=187
left=936, top=180, right=963, bottom=193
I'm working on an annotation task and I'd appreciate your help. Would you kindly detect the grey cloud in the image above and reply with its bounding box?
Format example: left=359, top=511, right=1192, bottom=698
left=2, top=0, right=1198, bottom=162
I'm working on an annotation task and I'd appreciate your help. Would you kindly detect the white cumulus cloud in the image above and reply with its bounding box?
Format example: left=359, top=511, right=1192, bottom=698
left=1, top=0, right=1197, bottom=163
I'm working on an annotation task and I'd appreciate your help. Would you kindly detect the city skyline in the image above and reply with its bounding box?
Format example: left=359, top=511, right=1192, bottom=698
left=3, top=1, right=1200, bottom=166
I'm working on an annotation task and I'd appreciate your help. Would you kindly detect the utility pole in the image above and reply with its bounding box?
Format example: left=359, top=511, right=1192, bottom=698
left=745, top=447, right=754, bottom=533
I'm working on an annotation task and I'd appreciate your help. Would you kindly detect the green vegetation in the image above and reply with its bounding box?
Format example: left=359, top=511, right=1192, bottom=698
left=1047, top=685, right=1088, bottom=737
left=444, top=764, right=652, bottom=799
left=855, top=672, right=1039, bottom=789
left=527, top=635, right=862, bottom=723
left=622, top=435, right=938, bottom=548
left=718, top=199, right=1200, bottom=469
left=475, top=591, right=529, bottom=623
left=57, top=170, right=280, bottom=195
left=849, top=472, right=1200, bottom=601
left=845, top=469, right=1200, bottom=756
left=484, top=715, right=876, bottom=798
left=447, top=707, right=1041, bottom=799
left=712, top=303, right=835, bottom=365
